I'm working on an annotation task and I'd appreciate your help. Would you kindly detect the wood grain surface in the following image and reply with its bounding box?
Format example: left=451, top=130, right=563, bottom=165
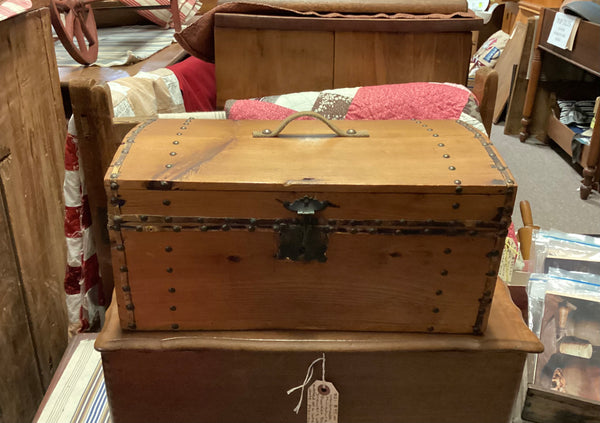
left=106, top=119, right=515, bottom=333
left=95, top=282, right=542, bottom=423
left=118, top=229, right=497, bottom=332
left=0, top=160, right=44, bottom=423
left=334, top=32, right=472, bottom=88
left=215, top=13, right=479, bottom=107
left=215, top=27, right=334, bottom=106
left=0, top=7, right=68, bottom=394
left=108, top=119, right=513, bottom=193
left=522, top=385, right=600, bottom=423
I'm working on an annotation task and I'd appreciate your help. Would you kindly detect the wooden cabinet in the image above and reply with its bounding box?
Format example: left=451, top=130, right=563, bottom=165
left=0, top=1, right=69, bottom=421
left=215, top=13, right=482, bottom=108
left=520, top=8, right=600, bottom=199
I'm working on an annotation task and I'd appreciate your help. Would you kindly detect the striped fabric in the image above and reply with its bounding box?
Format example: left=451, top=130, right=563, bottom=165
left=64, top=118, right=106, bottom=335
left=35, top=339, right=111, bottom=423
left=54, top=25, right=176, bottom=67
left=118, top=0, right=201, bottom=28
left=62, top=66, right=219, bottom=334
left=0, top=0, right=31, bottom=21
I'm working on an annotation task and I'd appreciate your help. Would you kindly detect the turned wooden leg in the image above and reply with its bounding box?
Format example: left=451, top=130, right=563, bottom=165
left=519, top=117, right=532, bottom=142
left=580, top=168, right=595, bottom=199
left=520, top=12, right=546, bottom=142
left=581, top=114, right=600, bottom=199
left=520, top=48, right=542, bottom=142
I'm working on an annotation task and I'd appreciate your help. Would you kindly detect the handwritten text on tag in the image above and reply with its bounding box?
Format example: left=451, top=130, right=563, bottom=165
left=307, top=381, right=339, bottom=423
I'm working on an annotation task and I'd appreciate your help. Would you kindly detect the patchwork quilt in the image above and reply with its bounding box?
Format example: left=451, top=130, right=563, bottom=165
left=225, top=82, right=487, bottom=134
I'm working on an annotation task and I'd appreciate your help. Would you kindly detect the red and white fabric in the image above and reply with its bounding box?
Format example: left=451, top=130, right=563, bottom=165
left=64, top=118, right=106, bottom=335
left=118, top=0, right=202, bottom=28
left=63, top=59, right=215, bottom=332
left=225, top=82, right=488, bottom=135
left=0, top=0, right=32, bottom=21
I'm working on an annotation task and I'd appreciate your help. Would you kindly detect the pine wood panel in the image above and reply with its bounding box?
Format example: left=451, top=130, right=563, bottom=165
left=334, top=32, right=472, bottom=88
left=117, top=190, right=508, bottom=222
left=97, top=282, right=542, bottom=423
left=0, top=7, right=68, bottom=389
left=109, top=119, right=512, bottom=194
left=116, top=230, right=497, bottom=332
left=0, top=159, right=44, bottom=423
left=99, top=281, right=542, bottom=352
left=215, top=27, right=334, bottom=107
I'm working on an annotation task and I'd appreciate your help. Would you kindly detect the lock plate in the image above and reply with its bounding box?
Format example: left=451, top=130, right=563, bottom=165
left=277, top=217, right=329, bottom=262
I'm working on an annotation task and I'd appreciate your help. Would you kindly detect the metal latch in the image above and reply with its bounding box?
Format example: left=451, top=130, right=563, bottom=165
left=278, top=196, right=333, bottom=262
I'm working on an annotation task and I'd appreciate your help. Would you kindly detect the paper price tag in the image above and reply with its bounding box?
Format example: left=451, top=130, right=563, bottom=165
left=546, top=12, right=580, bottom=50
left=307, top=381, right=339, bottom=423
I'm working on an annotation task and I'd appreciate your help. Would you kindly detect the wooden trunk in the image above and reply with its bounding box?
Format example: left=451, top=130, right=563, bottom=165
left=106, top=117, right=516, bottom=334
left=0, top=2, right=69, bottom=422
left=214, top=1, right=482, bottom=108
left=96, top=281, right=543, bottom=423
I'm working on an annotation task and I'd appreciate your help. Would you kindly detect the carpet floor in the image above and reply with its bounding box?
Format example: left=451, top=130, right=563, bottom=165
left=491, top=123, right=600, bottom=235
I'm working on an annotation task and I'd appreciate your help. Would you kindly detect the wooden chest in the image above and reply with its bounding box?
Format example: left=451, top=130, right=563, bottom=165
left=105, top=116, right=516, bottom=333
left=96, top=281, right=542, bottom=423
left=213, top=0, right=482, bottom=107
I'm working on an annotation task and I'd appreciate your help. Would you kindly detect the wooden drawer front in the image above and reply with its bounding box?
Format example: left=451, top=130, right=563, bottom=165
left=114, top=229, right=499, bottom=333
left=334, top=32, right=472, bottom=87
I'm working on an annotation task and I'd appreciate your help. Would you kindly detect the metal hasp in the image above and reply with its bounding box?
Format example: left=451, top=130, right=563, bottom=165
left=278, top=196, right=333, bottom=262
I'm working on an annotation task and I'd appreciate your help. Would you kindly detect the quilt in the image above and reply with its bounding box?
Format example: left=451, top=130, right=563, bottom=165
left=225, top=82, right=487, bottom=134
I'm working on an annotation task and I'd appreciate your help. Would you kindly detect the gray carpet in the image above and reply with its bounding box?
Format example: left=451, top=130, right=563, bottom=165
left=491, top=124, right=600, bottom=235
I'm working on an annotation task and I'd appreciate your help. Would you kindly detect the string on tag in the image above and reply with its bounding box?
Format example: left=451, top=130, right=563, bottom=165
left=287, top=354, right=326, bottom=414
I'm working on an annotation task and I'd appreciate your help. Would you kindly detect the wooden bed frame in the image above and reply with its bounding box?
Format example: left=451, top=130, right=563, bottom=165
left=67, top=66, right=497, bottom=305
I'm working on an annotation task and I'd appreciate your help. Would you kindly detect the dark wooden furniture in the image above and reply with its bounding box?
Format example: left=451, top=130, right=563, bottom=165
left=520, top=8, right=600, bottom=199
left=0, top=1, right=69, bottom=421
left=522, top=384, right=600, bottom=423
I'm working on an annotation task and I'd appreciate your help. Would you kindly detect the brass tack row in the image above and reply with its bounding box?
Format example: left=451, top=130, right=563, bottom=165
left=117, top=216, right=505, bottom=229
left=117, top=223, right=497, bottom=237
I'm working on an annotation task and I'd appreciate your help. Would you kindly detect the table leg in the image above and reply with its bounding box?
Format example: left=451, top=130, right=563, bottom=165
left=580, top=116, right=600, bottom=199
left=519, top=47, right=543, bottom=142
left=520, top=13, right=545, bottom=142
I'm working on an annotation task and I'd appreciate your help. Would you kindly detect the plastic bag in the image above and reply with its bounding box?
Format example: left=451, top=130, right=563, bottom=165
left=527, top=268, right=600, bottom=401
left=531, top=229, right=600, bottom=275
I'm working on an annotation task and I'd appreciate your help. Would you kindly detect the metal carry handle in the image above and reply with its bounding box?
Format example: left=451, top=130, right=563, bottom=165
left=252, top=111, right=369, bottom=138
